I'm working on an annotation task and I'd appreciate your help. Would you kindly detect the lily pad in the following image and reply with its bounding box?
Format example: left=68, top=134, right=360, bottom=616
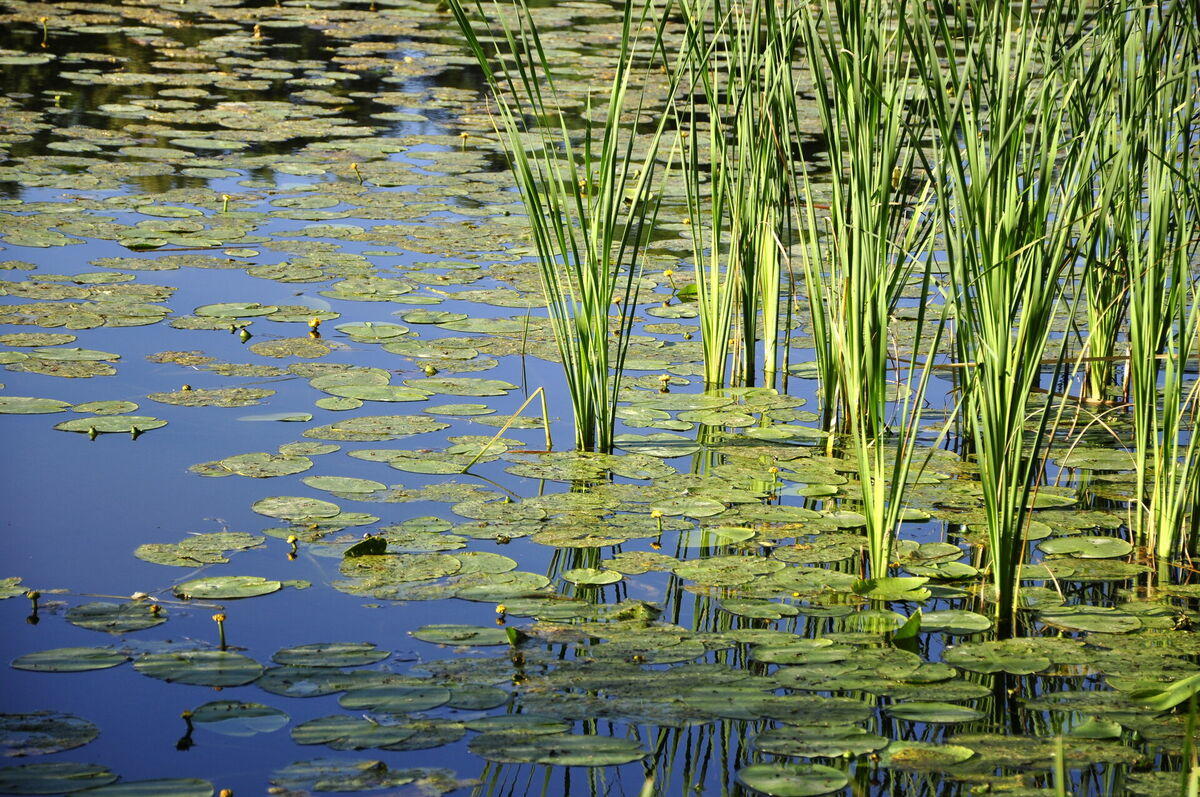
left=134, top=651, right=263, bottom=687
left=11, top=647, right=128, bottom=673
left=272, top=642, right=391, bottom=668
left=190, top=701, right=288, bottom=737
left=338, top=685, right=451, bottom=713
left=0, top=397, right=71, bottom=414
left=64, top=602, right=167, bottom=634
left=73, top=779, right=214, bottom=797
left=172, top=576, right=282, bottom=599
left=734, top=763, right=848, bottom=796
left=0, top=762, right=118, bottom=794
left=55, top=416, right=167, bottom=434
left=885, top=701, right=986, bottom=723
left=411, top=624, right=510, bottom=646
left=469, top=732, right=647, bottom=766
left=0, top=712, right=99, bottom=757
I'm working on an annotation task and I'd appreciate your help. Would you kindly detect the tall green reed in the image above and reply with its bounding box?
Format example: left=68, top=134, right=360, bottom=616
left=909, top=0, right=1103, bottom=633
left=795, top=0, right=941, bottom=578
left=447, top=0, right=675, bottom=452
left=1123, top=18, right=1200, bottom=558
left=674, top=0, right=800, bottom=388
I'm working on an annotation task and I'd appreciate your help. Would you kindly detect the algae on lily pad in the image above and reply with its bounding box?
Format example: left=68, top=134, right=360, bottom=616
left=148, top=388, right=274, bottom=407
left=135, top=532, right=264, bottom=567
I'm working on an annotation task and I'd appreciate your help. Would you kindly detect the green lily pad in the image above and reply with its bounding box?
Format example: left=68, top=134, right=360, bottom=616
left=338, top=685, right=452, bottom=713
left=303, top=415, right=449, bottom=441
left=191, top=453, right=313, bottom=479
left=270, top=758, right=451, bottom=792
left=194, top=302, right=279, bottom=318
left=752, top=725, right=888, bottom=759
left=1038, top=605, right=1142, bottom=634
left=134, top=651, right=263, bottom=687
left=469, top=732, right=647, bottom=766
left=0, top=712, right=99, bottom=756
left=613, top=432, right=701, bottom=458
left=135, top=532, right=264, bottom=567
left=0, top=762, right=118, bottom=794
left=1037, top=536, right=1134, bottom=559
left=149, top=388, right=274, bottom=407
left=919, top=610, right=992, bottom=635
left=885, top=701, right=986, bottom=723
left=291, top=716, right=415, bottom=750
left=411, top=624, right=510, bottom=646
left=403, top=377, right=516, bottom=396
left=190, top=701, right=288, bottom=737
left=880, top=741, right=975, bottom=771
left=11, top=647, right=128, bottom=673
left=302, top=476, right=386, bottom=493
left=562, top=568, right=623, bottom=586
left=272, top=642, right=391, bottom=668
left=64, top=602, right=167, bottom=634
left=73, top=400, right=139, bottom=415
left=71, top=779, right=214, bottom=797
left=253, top=496, right=342, bottom=521
left=55, top=416, right=167, bottom=434
left=734, top=763, right=848, bottom=796
left=0, top=396, right=71, bottom=414
left=172, top=576, right=282, bottom=599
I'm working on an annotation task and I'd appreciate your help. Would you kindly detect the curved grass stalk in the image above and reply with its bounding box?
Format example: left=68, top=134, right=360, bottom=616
left=447, top=0, right=676, bottom=452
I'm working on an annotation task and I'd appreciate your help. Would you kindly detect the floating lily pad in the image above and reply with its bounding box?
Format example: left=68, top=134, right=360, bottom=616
left=271, top=758, right=446, bottom=792
left=191, top=453, right=313, bottom=479
left=72, top=400, right=139, bottom=415
left=190, top=701, right=288, bottom=737
left=339, top=685, right=451, bottom=713
left=880, top=741, right=975, bottom=771
left=65, top=602, right=166, bottom=634
left=734, top=763, right=848, bottom=796
left=0, top=712, right=99, bottom=757
left=0, top=762, right=118, bottom=794
left=1038, top=605, right=1142, bottom=634
left=54, top=416, right=167, bottom=434
left=73, top=779, right=214, bottom=797
left=0, top=397, right=70, bottom=414
left=752, top=725, right=888, bottom=759
left=885, top=701, right=986, bottom=724
left=562, top=568, right=623, bottom=586
left=1037, top=535, right=1134, bottom=559
left=134, top=651, right=263, bottom=687
left=148, top=388, right=274, bottom=407
left=135, top=532, right=264, bottom=567
left=253, top=496, right=342, bottom=521
left=172, top=576, right=282, bottom=599
left=403, top=377, right=516, bottom=396
left=411, top=624, right=510, bottom=646
left=469, top=732, right=647, bottom=766
left=11, top=647, right=128, bottom=673
left=291, top=716, right=415, bottom=751
left=271, top=642, right=391, bottom=668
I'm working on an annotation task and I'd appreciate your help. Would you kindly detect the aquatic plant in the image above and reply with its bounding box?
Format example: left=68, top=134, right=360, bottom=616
left=447, top=0, right=676, bottom=451
left=674, top=0, right=800, bottom=388
left=908, top=0, right=1104, bottom=632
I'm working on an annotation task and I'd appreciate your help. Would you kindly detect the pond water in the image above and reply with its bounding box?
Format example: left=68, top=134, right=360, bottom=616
left=1, top=0, right=1197, bottom=795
